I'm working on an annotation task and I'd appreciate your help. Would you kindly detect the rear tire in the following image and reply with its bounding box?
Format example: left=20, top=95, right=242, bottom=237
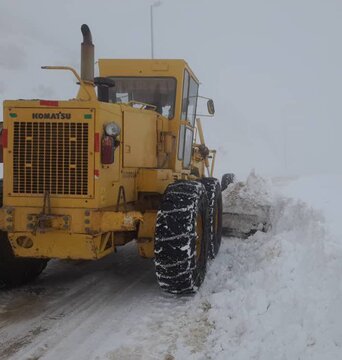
left=0, top=235, right=48, bottom=289
left=154, top=181, right=209, bottom=294
left=221, top=173, right=235, bottom=191
left=0, top=179, right=48, bottom=289
left=201, top=178, right=222, bottom=259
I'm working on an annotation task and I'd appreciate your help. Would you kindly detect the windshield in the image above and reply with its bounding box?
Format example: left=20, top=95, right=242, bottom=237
left=107, top=77, right=177, bottom=119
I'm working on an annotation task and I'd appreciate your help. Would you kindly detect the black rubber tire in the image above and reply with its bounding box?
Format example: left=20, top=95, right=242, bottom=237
left=201, top=178, right=222, bottom=259
left=154, top=181, right=209, bottom=294
left=221, top=173, right=235, bottom=191
left=0, top=235, right=48, bottom=289
left=0, top=179, right=48, bottom=289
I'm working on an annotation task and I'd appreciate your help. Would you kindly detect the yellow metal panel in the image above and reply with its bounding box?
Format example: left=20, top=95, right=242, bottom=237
left=8, top=232, right=113, bottom=260
left=93, top=102, right=123, bottom=206
left=137, top=239, right=154, bottom=259
left=1, top=206, right=143, bottom=234
left=138, top=211, right=157, bottom=238
left=100, top=211, right=143, bottom=232
left=137, top=212, right=156, bottom=259
left=0, top=207, right=12, bottom=231
left=98, top=59, right=199, bottom=81
left=5, top=206, right=90, bottom=233
left=123, top=111, right=157, bottom=168
left=137, top=169, right=173, bottom=193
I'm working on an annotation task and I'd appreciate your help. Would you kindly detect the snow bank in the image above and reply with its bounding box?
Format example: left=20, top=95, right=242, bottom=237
left=99, top=174, right=342, bottom=360
left=201, top=198, right=331, bottom=359
left=172, top=175, right=342, bottom=359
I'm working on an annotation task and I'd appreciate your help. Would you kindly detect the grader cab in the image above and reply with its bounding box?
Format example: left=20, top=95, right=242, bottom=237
left=0, top=25, right=223, bottom=294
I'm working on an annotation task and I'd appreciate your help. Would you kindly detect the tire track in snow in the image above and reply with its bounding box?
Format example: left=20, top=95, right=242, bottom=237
left=0, top=243, right=158, bottom=360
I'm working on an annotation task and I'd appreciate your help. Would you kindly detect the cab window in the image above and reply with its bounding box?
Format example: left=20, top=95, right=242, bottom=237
left=178, top=70, right=199, bottom=167
left=107, top=77, right=177, bottom=119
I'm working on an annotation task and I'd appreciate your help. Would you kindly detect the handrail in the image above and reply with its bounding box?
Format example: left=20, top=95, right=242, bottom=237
left=41, top=66, right=93, bottom=101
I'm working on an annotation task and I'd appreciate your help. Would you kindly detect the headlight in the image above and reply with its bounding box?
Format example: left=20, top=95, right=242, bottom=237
left=104, top=122, right=121, bottom=137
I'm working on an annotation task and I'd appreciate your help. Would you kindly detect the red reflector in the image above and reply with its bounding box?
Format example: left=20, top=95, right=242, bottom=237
left=101, top=135, right=115, bottom=165
left=40, top=100, right=59, bottom=107
left=2, top=129, right=8, bottom=148
left=94, top=133, right=100, bottom=152
left=94, top=169, right=100, bottom=179
left=0, top=129, right=5, bottom=163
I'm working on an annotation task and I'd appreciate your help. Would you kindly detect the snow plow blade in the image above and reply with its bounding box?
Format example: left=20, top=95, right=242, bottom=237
left=221, top=172, right=272, bottom=239
left=222, top=208, right=270, bottom=238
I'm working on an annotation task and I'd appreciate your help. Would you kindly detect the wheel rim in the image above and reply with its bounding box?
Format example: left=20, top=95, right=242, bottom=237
left=196, top=214, right=203, bottom=261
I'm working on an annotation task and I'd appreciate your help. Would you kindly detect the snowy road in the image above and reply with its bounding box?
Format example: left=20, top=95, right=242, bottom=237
left=1, top=174, right=342, bottom=359
left=0, top=243, right=183, bottom=360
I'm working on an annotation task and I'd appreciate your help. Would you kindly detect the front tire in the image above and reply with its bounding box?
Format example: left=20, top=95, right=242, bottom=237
left=201, top=178, right=222, bottom=259
left=154, top=181, right=209, bottom=294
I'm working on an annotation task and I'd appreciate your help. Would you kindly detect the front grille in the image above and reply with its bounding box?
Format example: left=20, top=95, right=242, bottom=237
left=13, top=122, right=89, bottom=196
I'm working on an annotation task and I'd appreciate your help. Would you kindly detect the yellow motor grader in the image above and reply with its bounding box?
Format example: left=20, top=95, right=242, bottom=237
left=0, top=25, right=232, bottom=294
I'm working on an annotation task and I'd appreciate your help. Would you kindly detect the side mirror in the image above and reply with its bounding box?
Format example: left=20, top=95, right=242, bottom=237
left=207, top=99, right=215, bottom=115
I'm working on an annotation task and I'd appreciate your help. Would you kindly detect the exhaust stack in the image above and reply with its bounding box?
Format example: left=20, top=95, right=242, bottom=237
left=80, top=24, right=94, bottom=83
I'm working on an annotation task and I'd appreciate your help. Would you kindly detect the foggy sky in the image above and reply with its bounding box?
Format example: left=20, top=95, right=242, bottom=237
left=1, top=0, right=341, bottom=178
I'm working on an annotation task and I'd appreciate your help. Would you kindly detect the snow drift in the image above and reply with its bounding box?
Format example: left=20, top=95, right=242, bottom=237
left=168, top=175, right=341, bottom=360
left=103, top=174, right=342, bottom=360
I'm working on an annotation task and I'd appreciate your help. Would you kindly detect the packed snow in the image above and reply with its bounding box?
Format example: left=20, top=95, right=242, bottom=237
left=1, top=173, right=342, bottom=359
left=223, top=170, right=273, bottom=215
left=222, top=171, right=272, bottom=236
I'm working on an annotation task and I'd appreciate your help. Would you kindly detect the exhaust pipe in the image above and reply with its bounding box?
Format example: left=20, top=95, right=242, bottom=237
left=80, top=24, right=94, bottom=83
